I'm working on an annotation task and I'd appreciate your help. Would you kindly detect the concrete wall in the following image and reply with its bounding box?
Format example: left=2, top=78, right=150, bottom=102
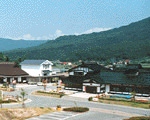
left=105, top=84, right=110, bottom=93
left=22, top=65, right=41, bottom=76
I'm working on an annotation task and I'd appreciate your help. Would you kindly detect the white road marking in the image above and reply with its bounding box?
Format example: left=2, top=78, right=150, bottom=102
left=27, top=111, right=82, bottom=120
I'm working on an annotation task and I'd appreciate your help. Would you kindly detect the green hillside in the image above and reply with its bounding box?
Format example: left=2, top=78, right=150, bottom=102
left=0, top=38, right=47, bottom=51
left=4, top=17, right=150, bottom=61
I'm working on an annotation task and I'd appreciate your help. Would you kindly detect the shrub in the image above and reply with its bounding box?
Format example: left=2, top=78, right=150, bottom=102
left=3, top=83, right=7, bottom=88
left=124, top=116, right=150, bottom=120
left=63, top=107, right=89, bottom=112
left=88, top=97, right=93, bottom=101
left=57, top=105, right=61, bottom=108
left=2, top=99, right=17, bottom=103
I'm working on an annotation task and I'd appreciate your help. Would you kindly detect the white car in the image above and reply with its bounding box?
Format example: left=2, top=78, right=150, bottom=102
left=52, top=72, right=56, bottom=75
left=37, top=82, right=43, bottom=86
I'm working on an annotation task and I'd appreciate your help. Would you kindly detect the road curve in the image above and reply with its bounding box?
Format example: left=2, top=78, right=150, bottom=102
left=3, top=85, right=150, bottom=120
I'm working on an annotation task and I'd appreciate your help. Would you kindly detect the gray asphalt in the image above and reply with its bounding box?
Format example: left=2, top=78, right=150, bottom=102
left=2, top=85, right=150, bottom=120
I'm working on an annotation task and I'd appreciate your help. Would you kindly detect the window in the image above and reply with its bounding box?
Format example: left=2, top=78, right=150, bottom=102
left=74, top=71, right=84, bottom=76
left=43, top=64, right=49, bottom=69
left=42, top=70, right=50, bottom=76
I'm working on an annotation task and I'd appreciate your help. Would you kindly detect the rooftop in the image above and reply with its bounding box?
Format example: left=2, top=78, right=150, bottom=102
left=0, top=62, right=28, bottom=76
left=20, top=60, right=46, bottom=65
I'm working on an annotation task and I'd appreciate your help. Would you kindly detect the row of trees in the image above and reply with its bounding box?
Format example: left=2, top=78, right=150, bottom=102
left=0, top=52, right=9, bottom=62
left=0, top=52, right=23, bottom=67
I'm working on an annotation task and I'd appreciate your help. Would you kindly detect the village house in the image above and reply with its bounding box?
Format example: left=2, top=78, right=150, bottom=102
left=0, top=62, right=29, bottom=83
left=140, top=61, right=150, bottom=69
left=64, top=62, right=150, bottom=95
left=20, top=60, right=53, bottom=77
left=64, top=62, right=106, bottom=92
left=20, top=60, right=65, bottom=83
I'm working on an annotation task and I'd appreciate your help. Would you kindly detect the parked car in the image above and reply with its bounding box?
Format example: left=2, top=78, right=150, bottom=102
left=37, top=82, right=43, bottom=86
left=28, top=82, right=37, bottom=85
left=52, top=71, right=56, bottom=75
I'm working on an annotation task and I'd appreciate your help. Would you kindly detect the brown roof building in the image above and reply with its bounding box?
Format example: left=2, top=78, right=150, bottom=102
left=0, top=62, right=29, bottom=83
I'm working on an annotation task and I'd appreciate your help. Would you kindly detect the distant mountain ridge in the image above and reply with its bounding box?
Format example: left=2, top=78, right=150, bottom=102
left=4, top=17, right=150, bottom=61
left=0, top=38, right=47, bottom=51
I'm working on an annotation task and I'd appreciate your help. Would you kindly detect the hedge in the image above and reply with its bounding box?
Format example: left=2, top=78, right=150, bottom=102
left=63, top=107, right=89, bottom=112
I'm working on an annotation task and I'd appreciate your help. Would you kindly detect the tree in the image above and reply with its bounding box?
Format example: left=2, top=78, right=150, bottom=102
left=0, top=90, right=3, bottom=108
left=20, top=88, right=28, bottom=108
left=131, top=91, right=136, bottom=102
left=4, top=56, right=9, bottom=61
left=0, top=53, right=10, bottom=62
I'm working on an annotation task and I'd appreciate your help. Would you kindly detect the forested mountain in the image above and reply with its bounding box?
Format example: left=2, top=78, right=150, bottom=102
left=4, top=17, right=150, bottom=62
left=0, top=38, right=46, bottom=51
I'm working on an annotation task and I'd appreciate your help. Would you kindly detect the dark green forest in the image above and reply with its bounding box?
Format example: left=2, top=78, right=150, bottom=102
left=4, top=17, right=150, bottom=62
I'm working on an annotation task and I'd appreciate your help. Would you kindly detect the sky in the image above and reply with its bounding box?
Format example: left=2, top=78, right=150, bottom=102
left=0, top=0, right=150, bottom=40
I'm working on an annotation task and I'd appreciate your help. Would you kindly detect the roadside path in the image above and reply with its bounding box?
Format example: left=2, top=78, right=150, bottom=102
left=2, top=85, right=150, bottom=120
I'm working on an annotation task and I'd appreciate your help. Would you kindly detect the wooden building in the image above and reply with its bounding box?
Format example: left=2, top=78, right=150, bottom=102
left=64, top=62, right=106, bottom=91
left=0, top=62, right=29, bottom=83
left=64, top=62, right=150, bottom=94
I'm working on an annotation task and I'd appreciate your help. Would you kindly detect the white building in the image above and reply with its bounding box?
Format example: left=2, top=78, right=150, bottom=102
left=20, top=60, right=53, bottom=77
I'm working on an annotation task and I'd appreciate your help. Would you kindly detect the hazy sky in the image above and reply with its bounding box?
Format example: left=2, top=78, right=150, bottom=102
left=0, top=0, right=150, bottom=40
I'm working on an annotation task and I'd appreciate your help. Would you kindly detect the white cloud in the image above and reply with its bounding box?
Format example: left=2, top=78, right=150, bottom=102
left=75, top=27, right=111, bottom=35
left=54, top=29, right=64, bottom=38
left=6, top=34, right=35, bottom=40
left=4, top=27, right=111, bottom=40
left=83, top=27, right=111, bottom=34
left=6, top=34, right=50, bottom=40
left=22, top=34, right=35, bottom=40
left=20, top=30, right=65, bottom=40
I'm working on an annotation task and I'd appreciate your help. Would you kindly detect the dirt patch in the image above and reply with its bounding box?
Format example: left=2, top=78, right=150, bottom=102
left=0, top=107, right=55, bottom=120
left=0, top=87, right=14, bottom=91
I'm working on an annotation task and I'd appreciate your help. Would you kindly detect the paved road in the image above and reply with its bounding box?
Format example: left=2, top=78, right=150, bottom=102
left=3, top=85, right=150, bottom=120
left=27, top=111, right=81, bottom=120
